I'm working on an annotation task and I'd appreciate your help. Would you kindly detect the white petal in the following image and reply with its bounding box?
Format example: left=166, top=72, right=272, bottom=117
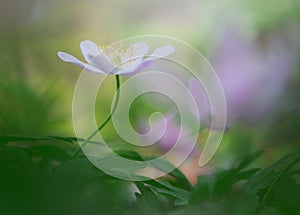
left=150, top=45, right=174, bottom=58
left=129, top=42, right=149, bottom=57
left=118, top=42, right=149, bottom=74
left=90, top=54, right=116, bottom=74
left=118, top=45, right=175, bottom=76
left=117, top=60, right=153, bottom=76
left=118, top=59, right=142, bottom=74
left=57, top=52, right=105, bottom=74
left=80, top=40, right=99, bottom=63
left=58, top=51, right=84, bottom=64
left=122, top=42, right=149, bottom=62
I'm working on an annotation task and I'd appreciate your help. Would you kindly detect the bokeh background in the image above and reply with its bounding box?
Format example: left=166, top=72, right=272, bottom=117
left=1, top=0, right=300, bottom=170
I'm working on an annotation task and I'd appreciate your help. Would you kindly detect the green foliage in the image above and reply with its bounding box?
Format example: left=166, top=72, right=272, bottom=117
left=173, top=153, right=300, bottom=215
left=1, top=135, right=299, bottom=215
left=135, top=182, right=164, bottom=215
left=0, top=76, right=59, bottom=135
left=0, top=136, right=128, bottom=215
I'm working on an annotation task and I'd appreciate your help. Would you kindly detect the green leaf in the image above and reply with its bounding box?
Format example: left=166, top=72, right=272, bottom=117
left=273, top=173, right=300, bottom=210
left=145, top=157, right=192, bottom=191
left=260, top=155, right=300, bottom=213
left=189, top=175, right=216, bottom=203
left=135, top=182, right=164, bottom=215
left=22, top=144, right=71, bottom=161
left=145, top=180, right=190, bottom=203
left=236, top=151, right=264, bottom=171
left=246, top=154, right=292, bottom=192
left=94, top=156, right=148, bottom=181
left=213, top=168, right=241, bottom=199
left=238, top=168, right=261, bottom=180
left=168, top=202, right=224, bottom=215
left=174, top=198, right=188, bottom=206
left=114, top=149, right=144, bottom=161
left=0, top=144, right=39, bottom=174
left=257, top=208, right=283, bottom=215
left=0, top=135, right=77, bottom=144
left=52, top=158, right=110, bottom=180
left=0, top=145, right=45, bottom=213
left=225, top=190, right=259, bottom=215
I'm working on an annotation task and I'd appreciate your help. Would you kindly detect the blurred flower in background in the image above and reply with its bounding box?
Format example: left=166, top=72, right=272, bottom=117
left=191, top=26, right=297, bottom=127
left=140, top=114, right=199, bottom=155
left=212, top=27, right=296, bottom=126
left=139, top=113, right=207, bottom=183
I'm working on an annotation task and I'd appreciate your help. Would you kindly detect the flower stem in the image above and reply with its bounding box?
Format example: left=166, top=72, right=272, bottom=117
left=73, top=75, right=121, bottom=158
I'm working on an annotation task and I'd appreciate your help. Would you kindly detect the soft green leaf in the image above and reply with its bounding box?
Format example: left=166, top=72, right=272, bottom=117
left=213, top=168, right=240, bottom=199
left=22, top=144, right=71, bottom=161
left=135, top=182, right=163, bottom=215
left=52, top=158, right=109, bottom=180
left=257, top=208, right=283, bottom=215
left=145, top=180, right=190, bottom=203
left=0, top=135, right=77, bottom=144
left=246, top=154, right=292, bottom=191
left=225, top=191, right=259, bottom=215
left=168, top=202, right=224, bottom=215
left=145, top=157, right=192, bottom=191
left=260, top=155, right=300, bottom=213
left=114, top=149, right=144, bottom=161
left=236, top=151, right=264, bottom=171
left=238, top=168, right=261, bottom=180
left=174, top=198, right=188, bottom=206
left=189, top=175, right=216, bottom=203
left=94, top=156, right=148, bottom=181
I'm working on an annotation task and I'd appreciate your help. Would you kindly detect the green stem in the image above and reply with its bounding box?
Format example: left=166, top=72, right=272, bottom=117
left=73, top=75, right=121, bottom=158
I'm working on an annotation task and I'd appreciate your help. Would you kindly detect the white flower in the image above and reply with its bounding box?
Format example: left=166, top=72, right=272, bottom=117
left=57, top=40, right=174, bottom=76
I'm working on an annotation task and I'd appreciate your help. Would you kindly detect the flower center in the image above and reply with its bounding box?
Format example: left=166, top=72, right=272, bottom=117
left=99, top=44, right=136, bottom=69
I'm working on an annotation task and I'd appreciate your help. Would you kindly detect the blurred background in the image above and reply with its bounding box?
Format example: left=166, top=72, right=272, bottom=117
left=0, top=0, right=300, bottom=170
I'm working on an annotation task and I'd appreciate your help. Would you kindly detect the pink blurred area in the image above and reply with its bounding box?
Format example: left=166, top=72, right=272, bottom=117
left=206, top=25, right=296, bottom=126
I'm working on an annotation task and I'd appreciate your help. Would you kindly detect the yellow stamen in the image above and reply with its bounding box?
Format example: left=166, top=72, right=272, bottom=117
left=99, top=44, right=136, bottom=69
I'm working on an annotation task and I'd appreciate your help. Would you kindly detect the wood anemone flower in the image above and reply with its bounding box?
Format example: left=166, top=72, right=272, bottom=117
left=57, top=40, right=174, bottom=76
